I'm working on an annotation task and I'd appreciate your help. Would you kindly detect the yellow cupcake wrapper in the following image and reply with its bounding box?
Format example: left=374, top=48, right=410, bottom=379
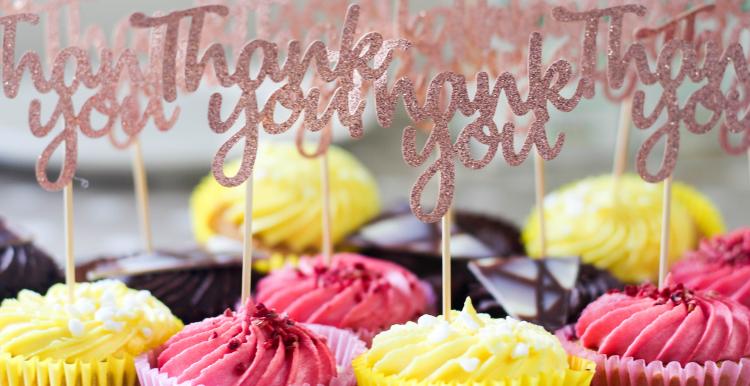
left=352, top=354, right=595, bottom=386
left=0, top=352, right=136, bottom=386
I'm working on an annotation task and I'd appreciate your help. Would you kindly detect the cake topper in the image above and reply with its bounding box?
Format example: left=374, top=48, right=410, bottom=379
left=0, top=4, right=181, bottom=302
left=32, top=0, right=180, bottom=254
left=4, top=2, right=750, bottom=302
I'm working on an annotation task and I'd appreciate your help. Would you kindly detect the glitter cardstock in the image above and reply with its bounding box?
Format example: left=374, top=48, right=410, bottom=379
left=2, top=1, right=749, bottom=223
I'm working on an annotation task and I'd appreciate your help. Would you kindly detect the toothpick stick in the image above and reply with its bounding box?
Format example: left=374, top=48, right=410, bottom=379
left=658, top=175, right=673, bottom=289
left=747, top=149, right=750, bottom=186
left=132, top=139, right=153, bottom=253
left=321, top=152, right=333, bottom=266
left=612, top=96, right=633, bottom=179
left=442, top=208, right=452, bottom=318
left=240, top=176, right=254, bottom=305
left=63, top=183, right=75, bottom=303
left=534, top=152, right=547, bottom=257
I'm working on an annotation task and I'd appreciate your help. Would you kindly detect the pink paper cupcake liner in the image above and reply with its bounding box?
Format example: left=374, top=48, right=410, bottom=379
left=557, top=326, right=750, bottom=386
left=135, top=323, right=366, bottom=386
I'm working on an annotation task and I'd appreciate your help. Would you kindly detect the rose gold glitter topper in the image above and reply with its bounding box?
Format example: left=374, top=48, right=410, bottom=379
left=3, top=1, right=749, bottom=226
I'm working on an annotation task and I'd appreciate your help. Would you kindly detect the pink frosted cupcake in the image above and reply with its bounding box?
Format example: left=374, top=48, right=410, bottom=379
left=255, top=253, right=431, bottom=343
left=558, top=283, right=750, bottom=386
left=670, top=228, right=750, bottom=308
left=136, top=301, right=366, bottom=386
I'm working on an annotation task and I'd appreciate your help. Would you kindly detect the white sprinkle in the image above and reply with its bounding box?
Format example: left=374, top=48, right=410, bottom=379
left=428, top=321, right=453, bottom=343
left=417, top=314, right=437, bottom=327
left=95, top=307, right=116, bottom=322
left=68, top=318, right=84, bottom=337
left=101, top=291, right=117, bottom=306
left=74, top=299, right=95, bottom=315
left=137, top=290, right=151, bottom=303
left=459, top=311, right=479, bottom=331
left=458, top=357, right=480, bottom=372
left=512, top=343, right=530, bottom=358
left=66, top=305, right=80, bottom=318
left=103, top=320, right=124, bottom=332
left=141, top=327, right=153, bottom=338
left=116, top=308, right=136, bottom=320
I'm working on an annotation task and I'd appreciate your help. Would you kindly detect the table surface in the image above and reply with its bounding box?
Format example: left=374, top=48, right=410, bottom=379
left=2, top=121, right=748, bottom=264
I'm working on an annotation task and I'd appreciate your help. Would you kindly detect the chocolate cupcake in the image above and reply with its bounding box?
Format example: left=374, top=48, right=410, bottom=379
left=77, top=249, right=246, bottom=324
left=346, top=204, right=523, bottom=309
left=0, top=218, right=62, bottom=300
left=468, top=256, right=622, bottom=331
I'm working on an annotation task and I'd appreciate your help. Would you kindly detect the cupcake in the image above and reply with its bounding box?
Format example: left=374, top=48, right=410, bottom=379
left=523, top=174, right=725, bottom=283
left=135, top=300, right=367, bottom=386
left=191, top=142, right=380, bottom=271
left=0, top=218, right=62, bottom=300
left=77, top=249, right=244, bottom=324
left=468, top=256, right=622, bottom=331
left=0, top=280, right=182, bottom=386
left=353, top=297, right=595, bottom=385
left=346, top=204, right=522, bottom=309
left=255, top=252, right=432, bottom=343
left=558, top=283, right=750, bottom=386
left=669, top=228, right=750, bottom=308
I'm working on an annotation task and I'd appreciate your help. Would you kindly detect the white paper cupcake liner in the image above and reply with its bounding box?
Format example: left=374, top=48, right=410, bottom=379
left=557, top=325, right=750, bottom=386
left=135, top=323, right=366, bottom=386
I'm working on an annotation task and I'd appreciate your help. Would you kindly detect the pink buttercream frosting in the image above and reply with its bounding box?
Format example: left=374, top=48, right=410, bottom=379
left=256, top=253, right=429, bottom=332
left=575, top=284, right=750, bottom=365
left=156, top=302, right=336, bottom=386
left=670, top=228, right=750, bottom=308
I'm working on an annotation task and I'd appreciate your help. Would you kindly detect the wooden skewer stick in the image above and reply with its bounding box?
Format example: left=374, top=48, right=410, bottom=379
left=534, top=152, right=547, bottom=257
left=132, top=139, right=153, bottom=253
left=320, top=152, right=333, bottom=266
left=658, top=175, right=673, bottom=289
left=240, top=176, right=254, bottom=305
left=442, top=208, right=452, bottom=319
left=63, top=183, right=75, bottom=303
left=612, top=96, right=633, bottom=180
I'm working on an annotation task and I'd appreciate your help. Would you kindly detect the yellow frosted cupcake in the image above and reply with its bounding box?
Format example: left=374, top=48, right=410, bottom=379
left=0, top=280, right=182, bottom=386
left=191, top=143, right=380, bottom=273
left=523, top=174, right=725, bottom=283
left=353, top=298, right=595, bottom=385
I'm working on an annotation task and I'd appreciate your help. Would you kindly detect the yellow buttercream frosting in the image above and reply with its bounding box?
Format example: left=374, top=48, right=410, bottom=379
left=523, top=174, right=725, bottom=283
left=0, top=280, right=182, bottom=386
left=354, top=298, right=595, bottom=385
left=191, top=143, right=380, bottom=255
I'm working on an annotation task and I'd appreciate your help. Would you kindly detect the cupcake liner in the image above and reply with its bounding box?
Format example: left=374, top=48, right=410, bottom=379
left=0, top=352, right=137, bottom=386
left=352, top=352, right=595, bottom=386
left=135, top=323, right=366, bottom=386
left=556, top=325, right=750, bottom=386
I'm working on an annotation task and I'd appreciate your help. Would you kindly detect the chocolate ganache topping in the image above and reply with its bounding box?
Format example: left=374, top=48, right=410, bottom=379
left=77, top=249, right=243, bottom=324
left=0, top=218, right=62, bottom=300
left=468, top=256, right=622, bottom=331
left=346, top=204, right=523, bottom=309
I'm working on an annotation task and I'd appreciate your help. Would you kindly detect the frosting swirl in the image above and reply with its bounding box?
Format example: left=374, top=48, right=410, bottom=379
left=523, top=174, right=725, bottom=283
left=157, top=302, right=336, bottom=386
left=575, top=284, right=750, bottom=365
left=356, top=298, right=572, bottom=383
left=191, top=143, right=380, bottom=253
left=670, top=228, right=750, bottom=308
left=0, top=280, right=181, bottom=361
left=256, top=253, right=429, bottom=333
